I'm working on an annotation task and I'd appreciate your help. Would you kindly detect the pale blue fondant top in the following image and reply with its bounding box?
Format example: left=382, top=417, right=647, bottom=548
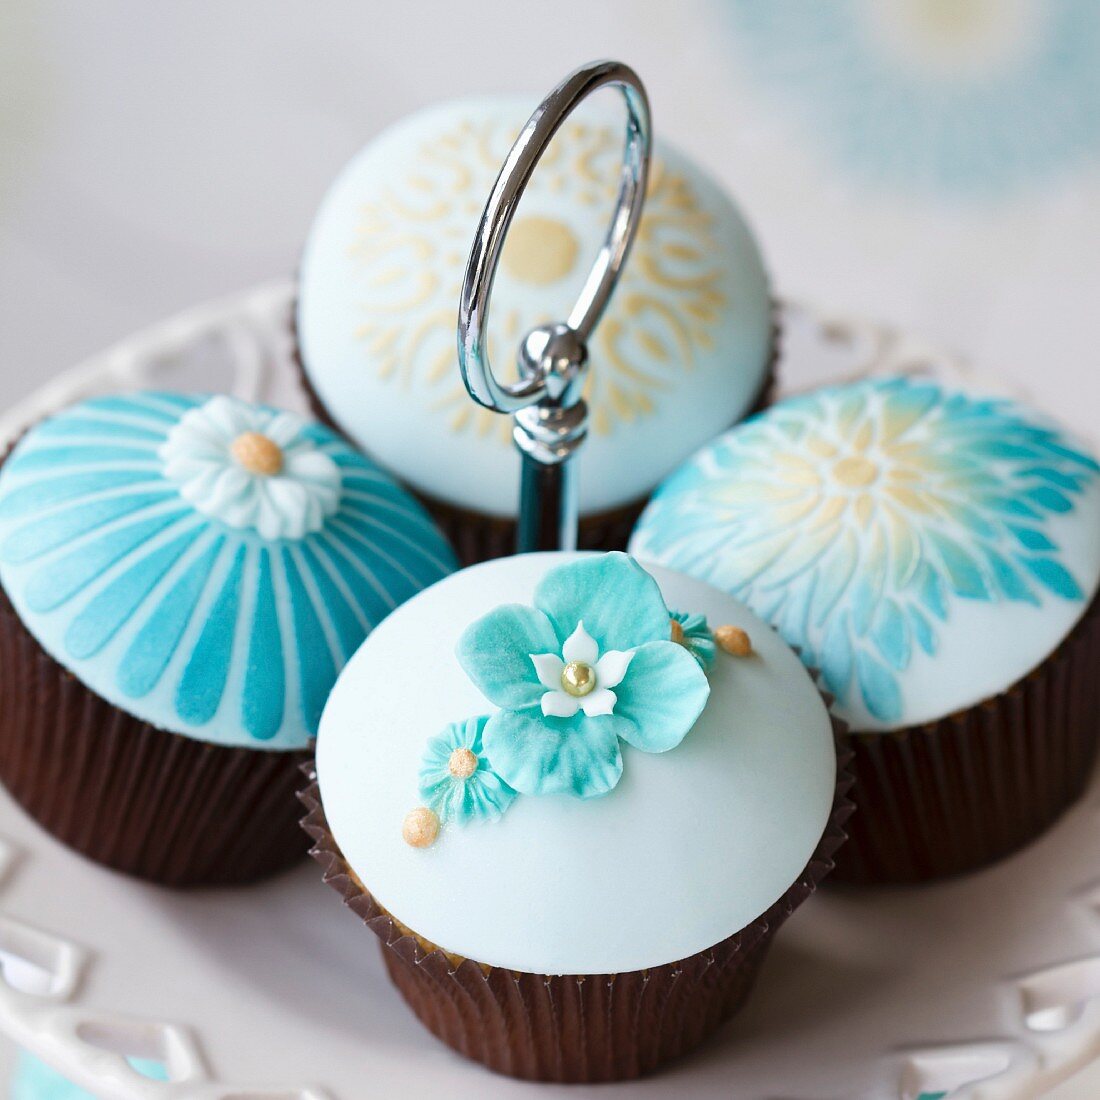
left=630, top=377, right=1100, bottom=732
left=317, top=553, right=835, bottom=974
left=0, top=392, right=457, bottom=749
left=298, top=95, right=773, bottom=517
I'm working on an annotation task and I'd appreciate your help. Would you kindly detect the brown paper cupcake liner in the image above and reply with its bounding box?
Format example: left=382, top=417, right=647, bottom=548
left=833, top=585, right=1100, bottom=885
left=298, top=713, right=852, bottom=1084
left=290, top=301, right=781, bottom=566
left=0, top=583, right=311, bottom=886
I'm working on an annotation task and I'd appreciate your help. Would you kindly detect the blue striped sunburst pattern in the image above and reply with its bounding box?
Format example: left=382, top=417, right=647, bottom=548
left=0, top=391, right=457, bottom=749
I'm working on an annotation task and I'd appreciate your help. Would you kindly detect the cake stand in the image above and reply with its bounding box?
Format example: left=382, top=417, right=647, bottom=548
left=0, top=284, right=1098, bottom=1099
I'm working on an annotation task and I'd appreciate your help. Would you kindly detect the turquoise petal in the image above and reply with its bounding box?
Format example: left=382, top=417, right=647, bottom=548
left=1008, top=524, right=1056, bottom=552
left=1025, top=485, right=1073, bottom=513
left=1018, top=555, right=1084, bottom=600
left=611, top=640, right=710, bottom=753
left=175, top=545, right=246, bottom=726
left=981, top=546, right=1038, bottom=605
left=820, top=610, right=854, bottom=703
left=457, top=603, right=559, bottom=710
left=0, top=471, right=160, bottom=520
left=5, top=444, right=158, bottom=473
left=1020, top=466, right=1084, bottom=491
left=913, top=560, right=947, bottom=620
left=1, top=492, right=175, bottom=563
left=241, top=549, right=285, bottom=741
left=33, top=415, right=164, bottom=442
left=856, top=650, right=903, bottom=723
left=533, top=552, right=670, bottom=652
left=117, top=536, right=224, bottom=696
left=927, top=530, right=989, bottom=599
left=870, top=598, right=910, bottom=672
left=908, top=606, right=937, bottom=656
left=483, top=709, right=623, bottom=798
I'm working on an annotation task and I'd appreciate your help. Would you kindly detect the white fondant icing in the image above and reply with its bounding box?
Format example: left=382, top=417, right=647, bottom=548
left=297, top=96, right=773, bottom=517
left=316, top=553, right=835, bottom=975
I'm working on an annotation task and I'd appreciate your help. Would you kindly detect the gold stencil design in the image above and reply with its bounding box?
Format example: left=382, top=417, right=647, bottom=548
left=351, top=116, right=727, bottom=441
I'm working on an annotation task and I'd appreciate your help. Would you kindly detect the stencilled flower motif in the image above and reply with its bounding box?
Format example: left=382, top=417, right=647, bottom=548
left=727, top=0, right=1100, bottom=196
left=633, top=378, right=1100, bottom=724
left=418, top=715, right=516, bottom=825
left=348, top=107, right=737, bottom=441
left=670, top=609, right=717, bottom=669
left=456, top=554, right=711, bottom=799
left=160, top=395, right=341, bottom=540
left=0, top=391, right=456, bottom=747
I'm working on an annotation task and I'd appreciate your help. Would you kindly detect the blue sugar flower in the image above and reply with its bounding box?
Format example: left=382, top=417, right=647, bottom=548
left=670, top=609, right=716, bottom=669
left=457, top=553, right=711, bottom=799
left=418, top=715, right=516, bottom=825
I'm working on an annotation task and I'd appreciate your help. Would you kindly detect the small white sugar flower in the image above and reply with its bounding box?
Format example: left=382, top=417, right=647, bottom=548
left=159, top=395, right=341, bottom=540
left=529, top=621, right=634, bottom=719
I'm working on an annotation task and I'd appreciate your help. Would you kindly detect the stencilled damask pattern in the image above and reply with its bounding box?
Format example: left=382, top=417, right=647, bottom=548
left=351, top=115, right=728, bottom=440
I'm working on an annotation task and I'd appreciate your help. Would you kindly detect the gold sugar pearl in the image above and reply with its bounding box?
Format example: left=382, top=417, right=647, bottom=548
left=448, top=747, right=478, bottom=779
left=715, top=625, right=753, bottom=658
left=230, top=431, right=283, bottom=476
left=402, top=806, right=440, bottom=848
left=669, top=618, right=685, bottom=645
left=561, top=660, right=596, bottom=697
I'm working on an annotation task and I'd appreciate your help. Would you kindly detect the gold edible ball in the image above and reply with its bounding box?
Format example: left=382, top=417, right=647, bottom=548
left=402, top=806, right=440, bottom=848
left=715, top=625, right=753, bottom=658
left=230, top=431, right=284, bottom=476
left=448, top=747, right=478, bottom=779
left=560, top=660, right=596, bottom=697
left=669, top=619, right=685, bottom=645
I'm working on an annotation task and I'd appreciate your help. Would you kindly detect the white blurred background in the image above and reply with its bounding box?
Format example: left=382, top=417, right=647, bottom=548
left=1, top=1, right=1099, bottom=1095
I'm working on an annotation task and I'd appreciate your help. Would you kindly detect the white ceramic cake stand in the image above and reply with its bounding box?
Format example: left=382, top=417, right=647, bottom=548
left=1, top=284, right=1099, bottom=1100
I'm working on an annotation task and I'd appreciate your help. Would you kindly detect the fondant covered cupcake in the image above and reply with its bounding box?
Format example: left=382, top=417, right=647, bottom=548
left=0, top=392, right=456, bottom=885
left=303, top=552, right=849, bottom=1081
left=631, top=377, right=1100, bottom=882
left=296, top=97, right=775, bottom=563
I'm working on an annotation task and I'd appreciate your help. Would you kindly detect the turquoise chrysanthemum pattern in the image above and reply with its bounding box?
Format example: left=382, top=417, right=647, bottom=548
left=632, top=379, right=1100, bottom=725
left=0, top=392, right=457, bottom=749
left=728, top=0, right=1100, bottom=196
left=418, top=715, right=516, bottom=825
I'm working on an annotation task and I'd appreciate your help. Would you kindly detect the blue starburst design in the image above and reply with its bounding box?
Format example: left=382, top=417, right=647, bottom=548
left=727, top=0, right=1100, bottom=197
left=631, top=378, right=1099, bottom=724
left=0, top=392, right=457, bottom=748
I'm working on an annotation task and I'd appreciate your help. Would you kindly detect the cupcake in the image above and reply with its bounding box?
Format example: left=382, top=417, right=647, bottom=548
left=302, top=551, right=849, bottom=1081
left=630, top=377, right=1100, bottom=883
left=0, top=391, right=456, bottom=885
left=295, top=96, right=776, bottom=564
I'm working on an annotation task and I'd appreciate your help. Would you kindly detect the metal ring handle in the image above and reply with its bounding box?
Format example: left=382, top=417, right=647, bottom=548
left=457, top=59, right=652, bottom=415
